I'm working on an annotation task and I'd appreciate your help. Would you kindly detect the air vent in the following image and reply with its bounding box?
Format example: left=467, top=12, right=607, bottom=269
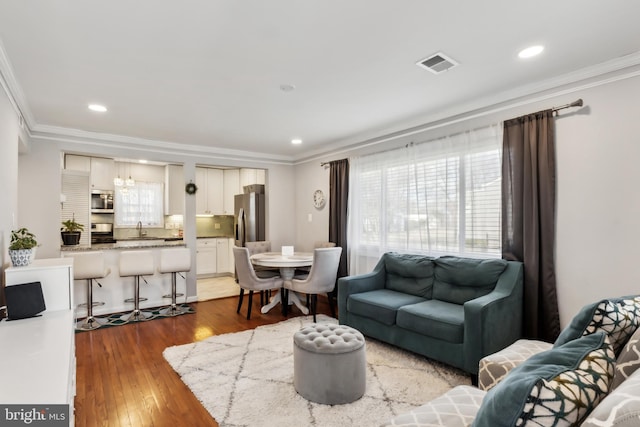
left=416, top=52, right=458, bottom=74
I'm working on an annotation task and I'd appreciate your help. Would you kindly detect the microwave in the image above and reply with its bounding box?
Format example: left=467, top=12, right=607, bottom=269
left=91, top=190, right=114, bottom=213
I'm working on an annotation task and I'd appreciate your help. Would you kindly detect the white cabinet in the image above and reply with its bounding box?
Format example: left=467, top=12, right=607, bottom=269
left=5, top=258, right=74, bottom=311
left=196, top=167, right=224, bottom=215
left=90, top=157, right=115, bottom=190
left=0, top=310, right=76, bottom=423
left=165, top=164, right=184, bottom=215
left=216, top=238, right=231, bottom=273
left=196, top=238, right=217, bottom=275
left=65, top=154, right=91, bottom=171
left=240, top=168, right=266, bottom=188
left=223, top=169, right=240, bottom=215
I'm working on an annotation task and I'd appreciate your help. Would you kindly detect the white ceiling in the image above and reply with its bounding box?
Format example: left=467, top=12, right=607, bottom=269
left=1, top=1, right=639, bottom=162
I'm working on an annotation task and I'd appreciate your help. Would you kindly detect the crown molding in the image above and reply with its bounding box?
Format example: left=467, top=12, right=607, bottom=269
left=294, top=51, right=640, bottom=165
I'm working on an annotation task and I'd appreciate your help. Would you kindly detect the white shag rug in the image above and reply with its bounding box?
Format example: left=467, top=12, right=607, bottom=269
left=163, top=315, right=471, bottom=427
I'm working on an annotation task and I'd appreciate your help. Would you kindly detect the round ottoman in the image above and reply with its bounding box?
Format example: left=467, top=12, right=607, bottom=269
left=293, top=323, right=366, bottom=405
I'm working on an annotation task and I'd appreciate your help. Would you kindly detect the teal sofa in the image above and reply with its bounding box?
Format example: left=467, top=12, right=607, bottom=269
left=337, top=252, right=523, bottom=375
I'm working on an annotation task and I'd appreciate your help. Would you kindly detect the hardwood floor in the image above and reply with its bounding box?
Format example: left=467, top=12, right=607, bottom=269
left=74, top=294, right=334, bottom=427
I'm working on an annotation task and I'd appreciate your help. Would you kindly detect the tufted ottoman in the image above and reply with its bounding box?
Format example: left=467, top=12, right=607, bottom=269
left=293, top=323, right=366, bottom=404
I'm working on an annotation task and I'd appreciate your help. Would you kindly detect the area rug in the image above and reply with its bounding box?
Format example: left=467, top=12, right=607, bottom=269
left=163, top=315, right=471, bottom=427
left=75, top=303, right=195, bottom=332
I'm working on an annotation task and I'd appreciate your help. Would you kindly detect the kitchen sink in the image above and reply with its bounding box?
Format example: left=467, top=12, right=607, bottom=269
left=114, top=239, right=164, bottom=248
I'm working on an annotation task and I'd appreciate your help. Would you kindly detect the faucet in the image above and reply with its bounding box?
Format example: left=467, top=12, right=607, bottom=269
left=136, top=221, right=145, bottom=237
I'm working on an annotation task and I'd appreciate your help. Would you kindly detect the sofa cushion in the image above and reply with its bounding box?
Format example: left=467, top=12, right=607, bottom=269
left=397, top=300, right=465, bottom=344
left=612, top=325, right=640, bottom=389
left=472, top=332, right=615, bottom=427
left=348, top=289, right=426, bottom=326
left=554, top=295, right=640, bottom=355
left=432, top=256, right=507, bottom=305
left=582, top=368, right=640, bottom=427
left=383, top=385, right=485, bottom=427
left=384, top=253, right=435, bottom=298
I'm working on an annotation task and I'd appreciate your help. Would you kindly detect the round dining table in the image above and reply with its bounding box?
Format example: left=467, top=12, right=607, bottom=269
left=250, top=252, right=313, bottom=314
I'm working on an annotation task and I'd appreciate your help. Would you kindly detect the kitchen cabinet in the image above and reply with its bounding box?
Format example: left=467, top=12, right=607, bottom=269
left=90, top=157, right=115, bottom=190
left=216, top=238, right=231, bottom=273
left=196, top=238, right=217, bottom=275
left=165, top=164, right=185, bottom=215
left=65, top=154, right=91, bottom=171
left=240, top=168, right=266, bottom=188
left=223, top=169, right=240, bottom=215
left=196, top=167, right=223, bottom=215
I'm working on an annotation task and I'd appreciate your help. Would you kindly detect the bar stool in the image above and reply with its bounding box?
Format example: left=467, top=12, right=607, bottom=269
left=119, top=250, right=154, bottom=322
left=71, top=251, right=111, bottom=330
left=158, top=247, right=191, bottom=316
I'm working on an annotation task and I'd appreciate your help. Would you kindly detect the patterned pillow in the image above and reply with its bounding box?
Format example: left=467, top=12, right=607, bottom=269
left=612, top=325, right=640, bottom=389
left=472, top=332, right=615, bottom=427
left=554, top=295, right=640, bottom=355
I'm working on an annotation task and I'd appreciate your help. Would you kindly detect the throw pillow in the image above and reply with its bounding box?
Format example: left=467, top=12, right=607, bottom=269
left=554, top=295, right=640, bottom=355
left=472, top=332, right=615, bottom=427
left=612, top=325, right=640, bottom=389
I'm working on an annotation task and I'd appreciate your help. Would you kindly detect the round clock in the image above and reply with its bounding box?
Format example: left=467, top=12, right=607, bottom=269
left=313, top=189, right=326, bottom=209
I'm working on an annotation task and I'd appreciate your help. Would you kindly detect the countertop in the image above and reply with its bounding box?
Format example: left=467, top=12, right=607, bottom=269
left=60, top=239, right=186, bottom=251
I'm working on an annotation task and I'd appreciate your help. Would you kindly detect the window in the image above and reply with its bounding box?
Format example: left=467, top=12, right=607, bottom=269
left=348, top=124, right=502, bottom=274
left=114, top=182, right=164, bottom=227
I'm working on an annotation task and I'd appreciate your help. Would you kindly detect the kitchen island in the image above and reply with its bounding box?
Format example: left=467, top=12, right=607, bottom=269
left=61, top=239, right=191, bottom=317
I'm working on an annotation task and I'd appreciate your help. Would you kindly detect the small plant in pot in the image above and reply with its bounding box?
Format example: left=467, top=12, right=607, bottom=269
left=61, top=216, right=84, bottom=246
left=9, top=227, right=38, bottom=266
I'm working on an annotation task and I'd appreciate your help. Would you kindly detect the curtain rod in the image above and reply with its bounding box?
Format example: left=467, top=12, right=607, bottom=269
left=552, top=98, right=583, bottom=113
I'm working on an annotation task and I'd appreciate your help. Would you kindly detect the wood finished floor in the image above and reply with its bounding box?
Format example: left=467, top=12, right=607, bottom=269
left=75, top=294, right=334, bottom=427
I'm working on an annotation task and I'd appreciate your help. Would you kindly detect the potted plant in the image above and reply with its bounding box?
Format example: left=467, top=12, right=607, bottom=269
left=9, top=227, right=38, bottom=266
left=61, top=215, right=84, bottom=246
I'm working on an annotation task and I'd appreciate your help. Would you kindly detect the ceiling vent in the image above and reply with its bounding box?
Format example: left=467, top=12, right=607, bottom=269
left=416, top=52, right=458, bottom=74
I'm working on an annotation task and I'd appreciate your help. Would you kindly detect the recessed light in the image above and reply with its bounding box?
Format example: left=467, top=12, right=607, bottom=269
left=139, top=159, right=148, bottom=164
left=291, top=138, right=302, bottom=145
left=518, top=45, right=544, bottom=59
left=88, top=103, right=107, bottom=112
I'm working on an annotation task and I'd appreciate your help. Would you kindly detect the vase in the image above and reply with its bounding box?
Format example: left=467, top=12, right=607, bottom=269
left=9, top=248, right=33, bottom=267
left=61, top=231, right=81, bottom=246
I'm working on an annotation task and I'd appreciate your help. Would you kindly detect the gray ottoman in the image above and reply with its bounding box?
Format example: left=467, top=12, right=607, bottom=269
left=293, top=323, right=366, bottom=405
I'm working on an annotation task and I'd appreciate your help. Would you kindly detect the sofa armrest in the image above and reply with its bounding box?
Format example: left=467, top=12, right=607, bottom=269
left=462, top=261, right=524, bottom=374
left=382, top=385, right=485, bottom=427
left=337, top=268, right=386, bottom=321
left=477, top=339, right=552, bottom=391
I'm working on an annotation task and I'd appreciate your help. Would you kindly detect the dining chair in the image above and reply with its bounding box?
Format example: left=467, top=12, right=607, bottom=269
left=245, top=240, right=280, bottom=279
left=233, top=246, right=284, bottom=319
left=283, top=247, right=342, bottom=322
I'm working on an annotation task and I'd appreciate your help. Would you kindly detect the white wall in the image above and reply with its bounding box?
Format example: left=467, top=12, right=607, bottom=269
left=0, top=86, right=19, bottom=270
left=294, top=162, right=331, bottom=251
left=294, top=73, right=640, bottom=329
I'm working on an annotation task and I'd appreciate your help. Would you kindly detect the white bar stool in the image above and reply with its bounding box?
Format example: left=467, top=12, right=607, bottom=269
left=119, top=250, right=154, bottom=322
left=71, top=251, right=111, bottom=330
left=158, top=247, right=191, bottom=316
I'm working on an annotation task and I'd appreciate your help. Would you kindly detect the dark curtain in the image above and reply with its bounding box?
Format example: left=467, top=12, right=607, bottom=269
left=329, top=159, right=349, bottom=279
left=502, top=110, right=560, bottom=342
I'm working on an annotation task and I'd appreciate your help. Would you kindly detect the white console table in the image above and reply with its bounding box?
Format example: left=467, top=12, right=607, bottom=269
left=2, top=258, right=76, bottom=426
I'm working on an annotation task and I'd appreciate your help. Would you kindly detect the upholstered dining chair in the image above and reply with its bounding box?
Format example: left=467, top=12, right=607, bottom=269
left=233, top=246, right=283, bottom=319
left=245, top=240, right=279, bottom=279
left=283, top=247, right=342, bottom=322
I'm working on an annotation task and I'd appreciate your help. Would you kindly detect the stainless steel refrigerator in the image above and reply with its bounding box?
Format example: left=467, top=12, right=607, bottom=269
left=234, top=192, right=265, bottom=247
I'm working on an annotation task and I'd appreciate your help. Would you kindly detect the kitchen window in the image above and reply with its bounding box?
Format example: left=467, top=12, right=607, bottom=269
left=114, top=182, right=164, bottom=227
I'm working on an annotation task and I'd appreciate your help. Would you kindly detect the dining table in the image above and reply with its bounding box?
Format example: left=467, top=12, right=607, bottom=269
left=249, top=251, right=313, bottom=314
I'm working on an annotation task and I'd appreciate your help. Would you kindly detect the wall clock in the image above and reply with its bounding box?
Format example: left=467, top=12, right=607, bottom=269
left=313, top=189, right=326, bottom=209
